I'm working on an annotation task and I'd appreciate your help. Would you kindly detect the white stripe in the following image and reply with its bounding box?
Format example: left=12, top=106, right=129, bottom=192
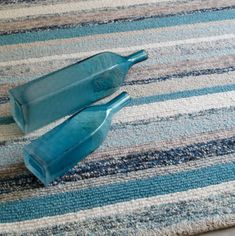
left=0, top=0, right=177, bottom=20
left=0, top=34, right=234, bottom=67
left=114, top=90, right=235, bottom=123
left=1, top=180, right=235, bottom=233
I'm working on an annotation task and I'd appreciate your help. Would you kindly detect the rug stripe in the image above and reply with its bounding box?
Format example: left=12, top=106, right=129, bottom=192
left=0, top=8, right=234, bottom=46
left=131, top=84, right=235, bottom=106
left=1, top=136, right=235, bottom=195
left=1, top=69, right=234, bottom=105
left=1, top=89, right=235, bottom=142
left=0, top=181, right=234, bottom=233
left=25, top=192, right=235, bottom=235
left=1, top=66, right=234, bottom=101
left=1, top=20, right=234, bottom=62
left=0, top=0, right=178, bottom=20
left=1, top=34, right=234, bottom=67
left=1, top=160, right=235, bottom=223
left=0, top=180, right=235, bottom=233
left=1, top=152, right=235, bottom=204
left=1, top=1, right=234, bottom=35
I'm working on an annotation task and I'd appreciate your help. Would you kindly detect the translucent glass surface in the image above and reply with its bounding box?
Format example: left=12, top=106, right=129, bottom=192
left=24, top=92, right=130, bottom=186
left=9, top=50, right=147, bottom=133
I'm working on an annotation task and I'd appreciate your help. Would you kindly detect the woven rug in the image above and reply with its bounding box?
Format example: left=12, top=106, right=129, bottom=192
left=0, top=0, right=235, bottom=235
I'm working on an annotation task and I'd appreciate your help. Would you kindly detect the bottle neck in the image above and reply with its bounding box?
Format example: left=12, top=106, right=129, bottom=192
left=126, top=50, right=148, bottom=67
left=106, top=92, right=130, bottom=116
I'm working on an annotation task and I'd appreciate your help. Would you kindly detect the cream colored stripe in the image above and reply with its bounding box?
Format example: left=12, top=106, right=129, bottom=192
left=1, top=90, right=235, bottom=142
left=0, top=103, right=10, bottom=117
left=0, top=0, right=176, bottom=20
left=125, top=70, right=235, bottom=97
left=0, top=34, right=234, bottom=67
left=1, top=180, right=235, bottom=233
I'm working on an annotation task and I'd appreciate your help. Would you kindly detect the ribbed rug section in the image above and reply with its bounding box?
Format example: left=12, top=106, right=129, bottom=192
left=0, top=0, right=235, bottom=235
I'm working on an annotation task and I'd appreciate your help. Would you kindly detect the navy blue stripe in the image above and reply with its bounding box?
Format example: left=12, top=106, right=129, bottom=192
left=63, top=136, right=235, bottom=181
left=0, top=96, right=9, bottom=105
left=1, top=135, right=234, bottom=194
left=123, top=66, right=235, bottom=85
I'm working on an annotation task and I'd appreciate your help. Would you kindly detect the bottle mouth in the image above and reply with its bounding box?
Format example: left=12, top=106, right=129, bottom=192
left=106, top=92, right=131, bottom=114
left=127, top=50, right=148, bottom=64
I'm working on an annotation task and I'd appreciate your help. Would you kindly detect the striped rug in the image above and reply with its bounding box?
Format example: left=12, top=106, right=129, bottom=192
left=0, top=0, right=235, bottom=235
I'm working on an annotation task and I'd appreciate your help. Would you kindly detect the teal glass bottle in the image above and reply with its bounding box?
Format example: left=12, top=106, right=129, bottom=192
left=24, top=92, right=130, bottom=186
left=9, top=50, right=147, bottom=133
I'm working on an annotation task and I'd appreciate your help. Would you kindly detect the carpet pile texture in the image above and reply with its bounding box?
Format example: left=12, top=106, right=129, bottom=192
left=0, top=0, right=235, bottom=235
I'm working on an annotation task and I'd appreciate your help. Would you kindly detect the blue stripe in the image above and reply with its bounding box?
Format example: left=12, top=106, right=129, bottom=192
left=0, top=8, right=234, bottom=46
left=1, top=161, right=235, bottom=222
left=129, top=84, right=235, bottom=106
left=0, top=96, right=9, bottom=105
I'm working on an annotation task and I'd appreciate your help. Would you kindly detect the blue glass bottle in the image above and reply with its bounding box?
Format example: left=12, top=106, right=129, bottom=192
left=9, top=50, right=147, bottom=133
left=24, top=92, right=130, bottom=186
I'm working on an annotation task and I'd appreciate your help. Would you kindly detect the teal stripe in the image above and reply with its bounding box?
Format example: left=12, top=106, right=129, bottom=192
left=1, top=161, right=235, bottom=223
left=130, top=83, right=235, bottom=106
left=0, top=116, right=14, bottom=125
left=0, top=9, right=234, bottom=46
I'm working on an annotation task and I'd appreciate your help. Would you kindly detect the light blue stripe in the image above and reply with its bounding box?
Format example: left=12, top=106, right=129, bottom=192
left=1, top=161, right=235, bottom=223
left=0, top=9, right=234, bottom=46
left=129, top=83, right=235, bottom=106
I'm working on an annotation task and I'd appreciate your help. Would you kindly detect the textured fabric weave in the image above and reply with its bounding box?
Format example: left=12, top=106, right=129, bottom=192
left=0, top=0, right=235, bottom=235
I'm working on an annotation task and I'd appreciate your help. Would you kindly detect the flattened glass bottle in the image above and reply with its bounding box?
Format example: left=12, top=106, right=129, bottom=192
left=24, top=92, right=130, bottom=186
left=9, top=50, right=147, bottom=133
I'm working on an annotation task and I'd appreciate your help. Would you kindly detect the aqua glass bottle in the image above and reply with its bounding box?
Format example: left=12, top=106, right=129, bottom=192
left=24, top=92, right=130, bottom=186
left=9, top=50, right=147, bottom=133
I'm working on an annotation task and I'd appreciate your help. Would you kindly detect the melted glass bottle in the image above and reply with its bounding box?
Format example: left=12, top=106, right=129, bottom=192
left=9, top=50, right=147, bottom=133
left=24, top=92, right=130, bottom=186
